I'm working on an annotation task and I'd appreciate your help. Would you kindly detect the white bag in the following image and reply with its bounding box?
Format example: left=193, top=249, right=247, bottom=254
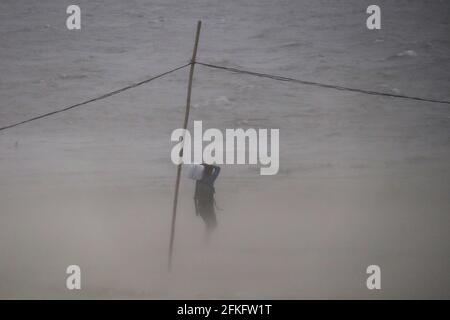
left=187, top=164, right=205, bottom=180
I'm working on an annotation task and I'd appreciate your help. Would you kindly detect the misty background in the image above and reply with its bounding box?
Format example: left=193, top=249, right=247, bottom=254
left=0, top=0, right=449, bottom=298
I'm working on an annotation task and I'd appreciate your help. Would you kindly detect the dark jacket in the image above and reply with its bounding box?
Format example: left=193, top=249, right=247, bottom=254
left=194, top=165, right=220, bottom=202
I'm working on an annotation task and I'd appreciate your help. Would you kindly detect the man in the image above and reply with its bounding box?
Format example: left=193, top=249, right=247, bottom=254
left=194, top=163, right=221, bottom=238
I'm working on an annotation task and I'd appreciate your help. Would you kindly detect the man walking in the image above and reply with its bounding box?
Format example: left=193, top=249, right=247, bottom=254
left=194, top=163, right=221, bottom=239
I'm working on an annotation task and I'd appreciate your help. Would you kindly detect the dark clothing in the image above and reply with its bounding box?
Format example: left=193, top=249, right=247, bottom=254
left=195, top=199, right=217, bottom=231
left=194, top=165, right=221, bottom=233
left=194, top=166, right=220, bottom=198
left=194, top=165, right=220, bottom=202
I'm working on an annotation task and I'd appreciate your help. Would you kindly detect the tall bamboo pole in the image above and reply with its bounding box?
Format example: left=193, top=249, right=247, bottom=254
left=168, top=21, right=202, bottom=271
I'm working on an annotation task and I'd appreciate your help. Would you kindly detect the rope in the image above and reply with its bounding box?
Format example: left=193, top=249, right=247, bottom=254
left=196, top=62, right=450, bottom=105
left=0, top=63, right=190, bottom=133
left=1, top=60, right=448, bottom=134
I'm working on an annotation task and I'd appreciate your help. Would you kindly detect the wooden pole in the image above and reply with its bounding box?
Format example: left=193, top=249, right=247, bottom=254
left=168, top=21, right=202, bottom=271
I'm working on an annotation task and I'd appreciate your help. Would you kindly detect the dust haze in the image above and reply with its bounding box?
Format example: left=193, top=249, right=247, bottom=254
left=0, top=0, right=449, bottom=298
